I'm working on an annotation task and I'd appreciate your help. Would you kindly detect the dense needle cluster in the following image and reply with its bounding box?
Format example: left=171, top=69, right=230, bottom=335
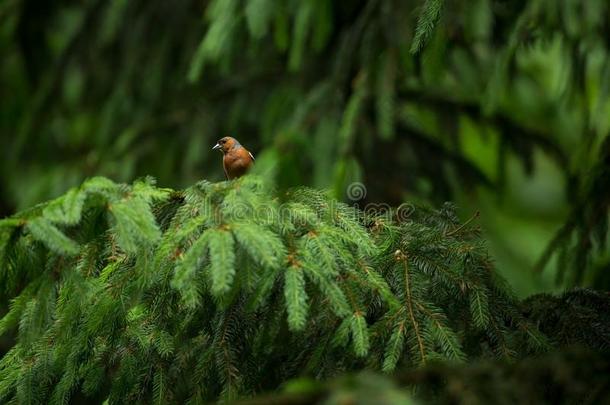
left=0, top=175, right=557, bottom=403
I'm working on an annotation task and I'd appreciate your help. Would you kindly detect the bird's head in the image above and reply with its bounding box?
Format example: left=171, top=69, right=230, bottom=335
left=212, top=136, right=240, bottom=154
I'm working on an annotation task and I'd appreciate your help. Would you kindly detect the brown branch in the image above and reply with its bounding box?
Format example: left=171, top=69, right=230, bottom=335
left=395, top=250, right=426, bottom=365
left=445, top=211, right=480, bottom=238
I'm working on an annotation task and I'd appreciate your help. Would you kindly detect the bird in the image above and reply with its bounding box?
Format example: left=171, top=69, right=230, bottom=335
left=212, top=136, right=255, bottom=180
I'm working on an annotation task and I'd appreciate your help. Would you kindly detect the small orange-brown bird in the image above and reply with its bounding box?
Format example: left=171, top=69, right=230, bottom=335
left=212, top=136, right=255, bottom=180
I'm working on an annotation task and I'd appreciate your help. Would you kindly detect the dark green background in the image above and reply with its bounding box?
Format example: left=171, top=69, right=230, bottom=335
left=1, top=0, right=609, bottom=294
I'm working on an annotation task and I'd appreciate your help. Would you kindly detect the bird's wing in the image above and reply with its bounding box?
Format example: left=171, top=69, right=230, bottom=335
left=249, top=151, right=255, bottom=161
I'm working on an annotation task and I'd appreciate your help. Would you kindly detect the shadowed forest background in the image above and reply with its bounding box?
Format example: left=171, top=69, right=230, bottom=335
left=1, top=0, right=609, bottom=403
left=2, top=0, right=610, bottom=293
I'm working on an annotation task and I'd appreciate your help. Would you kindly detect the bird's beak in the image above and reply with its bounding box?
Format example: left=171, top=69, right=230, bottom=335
left=212, top=143, right=221, bottom=151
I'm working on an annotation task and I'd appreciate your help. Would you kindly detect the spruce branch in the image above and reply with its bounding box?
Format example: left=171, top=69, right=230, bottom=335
left=0, top=175, right=559, bottom=403
left=395, top=250, right=426, bottom=365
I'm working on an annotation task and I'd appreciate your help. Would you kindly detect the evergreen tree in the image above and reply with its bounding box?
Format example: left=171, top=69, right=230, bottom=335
left=0, top=176, right=551, bottom=403
left=2, top=1, right=610, bottom=403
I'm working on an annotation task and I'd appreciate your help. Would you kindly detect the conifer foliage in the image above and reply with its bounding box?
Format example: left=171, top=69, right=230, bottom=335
left=0, top=176, right=547, bottom=403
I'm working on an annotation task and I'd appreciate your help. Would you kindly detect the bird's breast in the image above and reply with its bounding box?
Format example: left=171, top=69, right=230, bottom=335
left=223, top=148, right=254, bottom=179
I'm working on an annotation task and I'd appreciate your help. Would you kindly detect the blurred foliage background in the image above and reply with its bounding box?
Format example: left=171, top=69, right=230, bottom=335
left=1, top=0, right=609, bottom=295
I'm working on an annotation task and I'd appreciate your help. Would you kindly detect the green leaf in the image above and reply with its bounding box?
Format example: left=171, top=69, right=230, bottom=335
left=427, top=318, right=467, bottom=362
left=0, top=346, right=21, bottom=401
left=246, top=267, right=280, bottom=311
left=331, top=318, right=352, bottom=348
left=350, top=312, right=370, bottom=357
left=0, top=218, right=23, bottom=230
left=410, top=0, right=445, bottom=54
left=375, top=51, right=396, bottom=140
left=81, top=176, right=118, bottom=195
left=0, top=285, right=36, bottom=337
left=288, top=0, right=313, bottom=71
left=311, top=0, right=332, bottom=51
left=469, top=288, right=490, bottom=329
left=273, top=7, right=289, bottom=51
left=283, top=202, right=320, bottom=230
left=133, top=177, right=171, bottom=203
left=109, top=196, right=161, bottom=254
left=188, top=0, right=239, bottom=81
left=301, top=258, right=350, bottom=318
left=355, top=265, right=401, bottom=309
left=172, top=231, right=210, bottom=308
left=522, top=323, right=552, bottom=352
left=338, top=72, right=368, bottom=146
left=382, top=322, right=406, bottom=372
left=302, top=229, right=338, bottom=275
left=154, top=215, right=207, bottom=268
left=43, top=187, right=86, bottom=225
left=333, top=205, right=377, bottom=256
left=231, top=223, right=285, bottom=269
left=153, top=368, right=167, bottom=404
left=245, top=0, right=272, bottom=38
left=284, top=265, right=308, bottom=331
left=207, top=228, right=236, bottom=295
left=26, top=218, right=79, bottom=255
